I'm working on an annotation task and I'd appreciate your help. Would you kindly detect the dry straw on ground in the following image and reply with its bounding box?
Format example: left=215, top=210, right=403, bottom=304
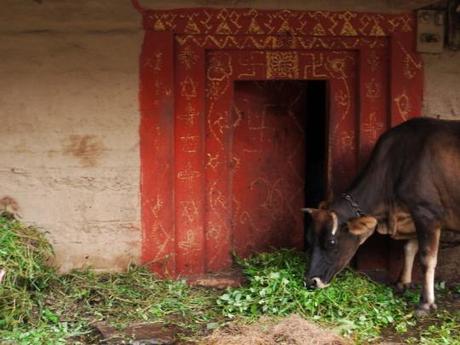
left=202, top=314, right=348, bottom=345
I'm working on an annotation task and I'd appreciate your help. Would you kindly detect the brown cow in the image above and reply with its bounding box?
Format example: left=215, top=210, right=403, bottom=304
left=303, top=117, right=460, bottom=316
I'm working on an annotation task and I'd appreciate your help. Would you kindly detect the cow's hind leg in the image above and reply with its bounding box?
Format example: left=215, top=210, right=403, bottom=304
left=414, top=221, right=441, bottom=316
left=397, top=238, right=418, bottom=291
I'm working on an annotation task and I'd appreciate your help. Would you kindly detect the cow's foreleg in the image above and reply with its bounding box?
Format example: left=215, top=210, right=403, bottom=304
left=415, top=223, right=441, bottom=316
left=397, top=238, right=418, bottom=291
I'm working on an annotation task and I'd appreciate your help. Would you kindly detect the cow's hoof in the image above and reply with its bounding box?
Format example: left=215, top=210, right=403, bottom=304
left=415, top=303, right=437, bottom=317
left=395, top=282, right=416, bottom=293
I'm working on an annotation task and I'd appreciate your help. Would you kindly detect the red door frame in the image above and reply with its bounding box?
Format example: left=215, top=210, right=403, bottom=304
left=135, top=6, right=423, bottom=277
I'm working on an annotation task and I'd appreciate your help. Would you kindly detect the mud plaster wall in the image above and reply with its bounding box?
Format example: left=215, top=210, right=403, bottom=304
left=422, top=52, right=460, bottom=120
left=421, top=51, right=460, bottom=283
left=0, top=0, right=459, bottom=273
left=0, top=1, right=143, bottom=272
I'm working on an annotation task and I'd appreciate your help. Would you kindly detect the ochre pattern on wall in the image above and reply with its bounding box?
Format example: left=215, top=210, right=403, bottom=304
left=144, top=9, right=412, bottom=36
left=138, top=8, right=423, bottom=277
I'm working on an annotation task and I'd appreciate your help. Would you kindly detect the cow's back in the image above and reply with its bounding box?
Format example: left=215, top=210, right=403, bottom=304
left=389, top=118, right=460, bottom=231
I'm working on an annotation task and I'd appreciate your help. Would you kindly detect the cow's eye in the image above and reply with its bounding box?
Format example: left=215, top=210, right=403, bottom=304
left=328, top=238, right=337, bottom=247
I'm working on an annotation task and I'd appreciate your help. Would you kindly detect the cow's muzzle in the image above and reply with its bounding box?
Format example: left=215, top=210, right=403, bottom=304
left=305, top=277, right=330, bottom=289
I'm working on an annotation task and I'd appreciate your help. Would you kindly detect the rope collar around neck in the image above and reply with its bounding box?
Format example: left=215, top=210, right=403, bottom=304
left=341, top=193, right=365, bottom=217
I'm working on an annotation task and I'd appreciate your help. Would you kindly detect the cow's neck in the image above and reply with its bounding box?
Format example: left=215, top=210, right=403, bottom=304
left=331, top=172, right=387, bottom=220
left=349, top=182, right=384, bottom=214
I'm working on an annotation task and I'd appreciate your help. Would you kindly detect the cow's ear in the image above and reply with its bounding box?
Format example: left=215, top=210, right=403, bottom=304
left=347, top=216, right=377, bottom=236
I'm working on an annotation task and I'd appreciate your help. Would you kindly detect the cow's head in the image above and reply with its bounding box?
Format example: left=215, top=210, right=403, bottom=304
left=303, top=208, right=377, bottom=289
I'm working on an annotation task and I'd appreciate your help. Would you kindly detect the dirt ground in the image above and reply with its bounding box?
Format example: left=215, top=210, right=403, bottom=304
left=201, top=314, right=348, bottom=345
left=88, top=286, right=459, bottom=345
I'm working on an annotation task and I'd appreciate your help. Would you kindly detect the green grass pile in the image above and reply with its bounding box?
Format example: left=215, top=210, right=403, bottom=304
left=0, top=216, right=222, bottom=344
left=44, top=267, right=223, bottom=340
left=0, top=216, right=55, bottom=329
left=0, top=216, right=78, bottom=344
left=217, top=249, right=459, bottom=343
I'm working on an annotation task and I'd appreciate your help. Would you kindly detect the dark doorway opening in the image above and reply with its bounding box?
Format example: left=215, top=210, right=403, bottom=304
left=303, top=80, right=328, bottom=247
left=304, top=80, right=328, bottom=207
